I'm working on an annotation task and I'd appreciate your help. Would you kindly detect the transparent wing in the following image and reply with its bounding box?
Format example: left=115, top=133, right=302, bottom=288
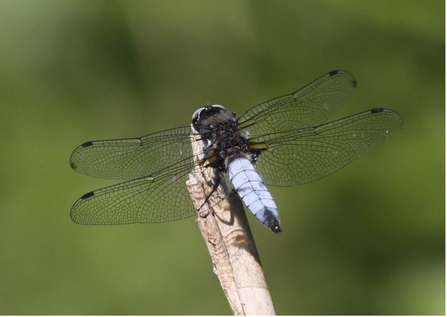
left=69, top=127, right=193, bottom=180
left=250, top=108, right=403, bottom=187
left=238, top=70, right=357, bottom=134
left=70, top=157, right=199, bottom=224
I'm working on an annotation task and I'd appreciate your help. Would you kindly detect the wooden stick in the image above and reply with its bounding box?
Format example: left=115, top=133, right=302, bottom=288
left=186, top=127, right=275, bottom=315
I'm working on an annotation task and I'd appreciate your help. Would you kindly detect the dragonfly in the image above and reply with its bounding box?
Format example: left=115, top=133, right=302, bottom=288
left=70, top=70, right=403, bottom=233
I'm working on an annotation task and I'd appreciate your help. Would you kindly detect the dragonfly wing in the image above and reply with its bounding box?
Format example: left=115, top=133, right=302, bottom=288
left=238, top=70, right=357, bottom=135
left=70, top=159, right=199, bottom=225
left=251, top=108, right=403, bottom=187
left=69, top=126, right=194, bottom=180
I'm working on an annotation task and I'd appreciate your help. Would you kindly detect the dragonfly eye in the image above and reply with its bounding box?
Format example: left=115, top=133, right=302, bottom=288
left=191, top=107, right=206, bottom=121
left=192, top=104, right=227, bottom=126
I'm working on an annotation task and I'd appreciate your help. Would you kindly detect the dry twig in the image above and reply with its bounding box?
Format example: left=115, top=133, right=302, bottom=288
left=186, top=127, right=275, bottom=315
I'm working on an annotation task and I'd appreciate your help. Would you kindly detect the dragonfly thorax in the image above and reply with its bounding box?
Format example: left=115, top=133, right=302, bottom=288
left=192, top=105, right=253, bottom=170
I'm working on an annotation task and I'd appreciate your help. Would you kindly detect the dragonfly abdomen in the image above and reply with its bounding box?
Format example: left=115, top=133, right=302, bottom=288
left=227, top=157, right=282, bottom=233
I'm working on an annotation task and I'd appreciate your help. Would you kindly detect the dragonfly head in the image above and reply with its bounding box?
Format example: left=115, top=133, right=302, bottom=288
left=192, top=104, right=233, bottom=128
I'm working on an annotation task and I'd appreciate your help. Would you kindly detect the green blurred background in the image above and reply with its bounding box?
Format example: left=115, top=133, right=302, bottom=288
left=0, top=0, right=443, bottom=314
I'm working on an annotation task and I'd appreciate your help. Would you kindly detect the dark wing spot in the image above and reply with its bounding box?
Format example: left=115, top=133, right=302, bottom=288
left=80, top=191, right=94, bottom=200
left=328, top=70, right=339, bottom=76
left=81, top=141, right=94, bottom=147
left=371, top=108, right=384, bottom=114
